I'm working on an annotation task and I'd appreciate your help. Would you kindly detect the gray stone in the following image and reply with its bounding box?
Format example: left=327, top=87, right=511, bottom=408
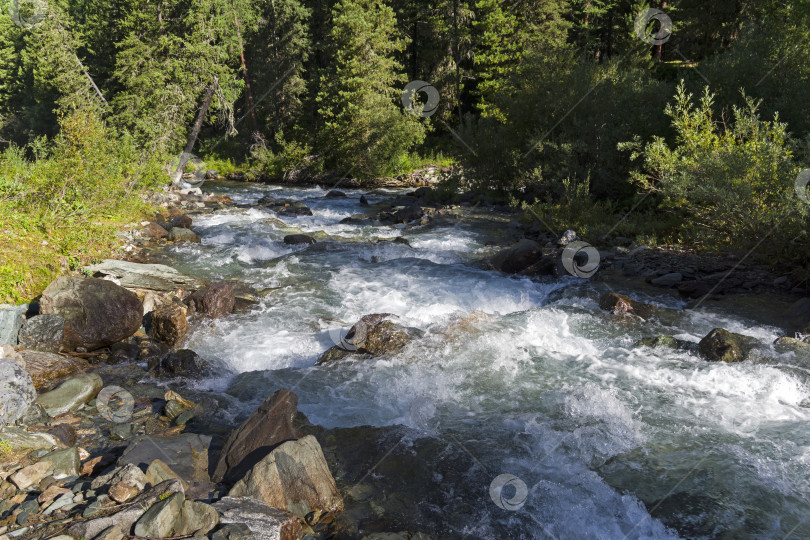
left=68, top=479, right=184, bottom=539
left=228, top=435, right=344, bottom=522
left=35, top=372, right=103, bottom=417
left=83, top=260, right=207, bottom=292
left=175, top=500, right=219, bottom=536
left=41, top=447, right=80, bottom=478
left=17, top=314, right=64, bottom=352
left=145, top=459, right=188, bottom=492
left=557, top=229, right=577, bottom=246
left=0, top=426, right=59, bottom=450
left=0, top=304, right=26, bottom=346
left=213, top=497, right=302, bottom=540
left=9, top=461, right=51, bottom=489
left=107, top=463, right=148, bottom=503
left=0, top=357, right=36, bottom=424
left=95, top=525, right=125, bottom=540
left=211, top=523, right=256, bottom=540
left=168, top=227, right=201, bottom=243
left=118, top=433, right=212, bottom=484
left=43, top=492, right=74, bottom=515
left=133, top=491, right=184, bottom=538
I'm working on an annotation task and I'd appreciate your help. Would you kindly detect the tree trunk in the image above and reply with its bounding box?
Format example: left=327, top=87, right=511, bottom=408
left=173, top=77, right=218, bottom=186
left=232, top=1, right=258, bottom=135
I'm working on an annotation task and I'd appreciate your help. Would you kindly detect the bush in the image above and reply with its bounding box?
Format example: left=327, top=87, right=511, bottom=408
left=622, top=82, right=809, bottom=262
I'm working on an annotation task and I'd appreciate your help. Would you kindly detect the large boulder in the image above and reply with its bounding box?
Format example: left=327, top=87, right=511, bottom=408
left=318, top=314, right=411, bottom=364
left=213, top=389, right=301, bottom=483
left=698, top=328, right=756, bottom=363
left=17, top=314, right=65, bottom=352
left=186, top=282, right=235, bottom=318
left=133, top=491, right=184, bottom=538
left=228, top=435, right=344, bottom=522
left=83, top=260, right=207, bottom=292
left=490, top=240, right=543, bottom=274
left=151, top=303, right=189, bottom=346
left=0, top=304, right=27, bottom=345
left=0, top=357, right=36, bottom=424
left=18, top=350, right=86, bottom=390
left=213, top=497, right=302, bottom=540
left=175, top=500, right=220, bottom=536
left=598, top=293, right=655, bottom=319
left=40, top=276, right=143, bottom=351
left=35, top=372, right=103, bottom=417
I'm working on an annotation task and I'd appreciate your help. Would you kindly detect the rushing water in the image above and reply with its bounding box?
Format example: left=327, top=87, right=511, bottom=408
left=149, top=182, right=810, bottom=539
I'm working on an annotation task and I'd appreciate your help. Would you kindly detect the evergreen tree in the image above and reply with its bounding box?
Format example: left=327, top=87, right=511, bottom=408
left=316, top=0, right=425, bottom=179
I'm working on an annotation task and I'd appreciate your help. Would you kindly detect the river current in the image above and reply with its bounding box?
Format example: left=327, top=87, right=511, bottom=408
left=148, top=182, right=810, bottom=539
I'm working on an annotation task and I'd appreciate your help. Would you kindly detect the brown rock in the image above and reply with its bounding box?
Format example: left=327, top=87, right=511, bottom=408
left=19, top=351, right=86, bottom=390
left=598, top=293, right=655, bottom=319
left=141, top=223, right=169, bottom=239
left=170, top=214, right=193, bottom=229
left=212, top=389, right=301, bottom=483
left=228, top=435, right=344, bottom=523
left=40, top=276, right=143, bottom=351
left=81, top=453, right=116, bottom=477
left=213, top=496, right=302, bottom=540
left=151, top=303, right=189, bottom=346
left=698, top=328, right=756, bottom=363
left=10, top=461, right=52, bottom=489
left=47, top=424, right=77, bottom=447
left=491, top=239, right=543, bottom=274
left=186, top=282, right=235, bottom=318
left=38, top=485, right=70, bottom=504
left=145, top=459, right=189, bottom=492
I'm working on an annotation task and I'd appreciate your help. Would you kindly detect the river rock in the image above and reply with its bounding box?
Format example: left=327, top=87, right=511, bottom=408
left=151, top=303, right=189, bottom=345
left=108, top=463, right=148, bottom=503
left=47, top=423, right=77, bottom=446
left=774, top=336, right=810, bottom=358
left=110, top=341, right=140, bottom=364
left=119, top=433, right=212, bottom=485
left=19, top=350, right=86, bottom=390
left=258, top=197, right=314, bottom=216
left=228, top=435, right=344, bottom=521
left=186, top=282, right=235, bottom=318
left=146, top=459, right=188, bottom=491
left=598, top=293, right=655, bottom=319
left=17, top=314, right=65, bottom=352
left=150, top=349, right=211, bottom=377
left=283, top=234, right=316, bottom=245
left=68, top=479, right=184, bottom=540
left=211, top=523, right=257, bottom=540
left=170, top=214, right=193, bottom=229
left=175, top=500, right=220, bottom=535
left=133, top=491, right=184, bottom=538
left=213, top=497, right=302, bottom=540
left=318, top=314, right=411, bottom=363
left=360, top=195, right=370, bottom=206
left=635, top=335, right=696, bottom=351
left=140, top=222, right=169, bottom=239
left=490, top=239, right=543, bottom=274
left=9, top=460, right=51, bottom=489
left=651, top=272, right=683, bottom=287
left=213, top=388, right=301, bottom=483
left=786, top=297, right=810, bottom=335
left=325, top=190, right=346, bottom=198
left=0, top=426, right=60, bottom=450
left=95, top=525, right=125, bottom=540
left=39, top=276, right=143, bottom=351
left=697, top=328, right=756, bottom=362
left=83, top=260, right=208, bottom=292
left=0, top=357, right=36, bottom=424
left=42, top=447, right=80, bottom=478
left=168, top=227, right=201, bottom=243
left=392, top=205, right=423, bottom=224
left=35, top=372, right=103, bottom=417
left=557, top=229, right=577, bottom=246
left=0, top=304, right=26, bottom=346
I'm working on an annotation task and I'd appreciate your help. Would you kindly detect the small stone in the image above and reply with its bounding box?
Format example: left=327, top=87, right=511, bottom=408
left=10, top=461, right=51, bottom=490
left=96, top=525, right=125, bottom=540
left=557, top=229, right=577, bottom=246
left=145, top=459, right=188, bottom=492
left=107, top=464, right=148, bottom=503
left=109, top=423, right=133, bottom=441
left=15, top=512, right=27, bottom=526
left=41, top=447, right=80, bottom=479
left=82, top=501, right=103, bottom=518
left=151, top=303, right=189, bottom=346
left=38, top=485, right=70, bottom=504
left=132, top=491, right=184, bottom=538
left=35, top=373, right=104, bottom=417
left=46, top=424, right=77, bottom=447
left=43, top=492, right=74, bottom=515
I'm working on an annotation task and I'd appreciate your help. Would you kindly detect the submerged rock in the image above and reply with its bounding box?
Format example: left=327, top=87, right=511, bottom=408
left=635, top=335, right=696, bottom=351
left=150, top=349, right=211, bottom=378
left=598, top=293, right=655, bottom=319
left=168, top=226, right=201, bottom=243
left=0, top=357, right=36, bottom=424
left=213, top=389, right=301, bottom=483
left=228, top=435, right=344, bottom=522
left=490, top=239, right=544, bottom=274
left=283, top=234, right=316, bottom=245
left=318, top=314, right=412, bottom=363
left=258, top=197, right=314, bottom=216
left=40, top=276, right=143, bottom=351
left=213, top=497, right=302, bottom=540
left=18, top=314, right=65, bottom=352
left=35, top=372, right=104, bottom=417
left=186, top=281, right=235, bottom=318
left=697, top=328, right=756, bottom=363
left=19, top=350, right=86, bottom=390
left=774, top=336, right=810, bottom=358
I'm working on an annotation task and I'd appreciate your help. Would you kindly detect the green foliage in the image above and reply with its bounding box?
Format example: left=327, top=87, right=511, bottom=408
left=316, top=0, right=426, bottom=180
left=624, top=82, right=808, bottom=260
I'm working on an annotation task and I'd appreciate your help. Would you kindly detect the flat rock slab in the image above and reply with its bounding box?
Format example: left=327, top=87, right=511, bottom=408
left=118, top=433, right=212, bottom=485
left=213, top=496, right=302, bottom=540
left=83, top=260, right=208, bottom=292
left=35, top=372, right=103, bottom=417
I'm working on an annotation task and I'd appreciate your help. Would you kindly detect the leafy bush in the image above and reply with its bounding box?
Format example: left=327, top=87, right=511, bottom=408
left=622, top=82, right=809, bottom=261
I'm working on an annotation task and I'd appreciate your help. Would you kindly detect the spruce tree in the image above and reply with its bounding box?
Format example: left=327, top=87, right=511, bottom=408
left=316, top=0, right=425, bottom=179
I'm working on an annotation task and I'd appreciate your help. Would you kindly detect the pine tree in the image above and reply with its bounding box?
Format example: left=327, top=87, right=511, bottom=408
left=316, top=0, right=425, bottom=179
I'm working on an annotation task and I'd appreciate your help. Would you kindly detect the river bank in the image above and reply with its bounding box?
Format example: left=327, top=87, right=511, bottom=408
left=1, top=182, right=810, bottom=539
